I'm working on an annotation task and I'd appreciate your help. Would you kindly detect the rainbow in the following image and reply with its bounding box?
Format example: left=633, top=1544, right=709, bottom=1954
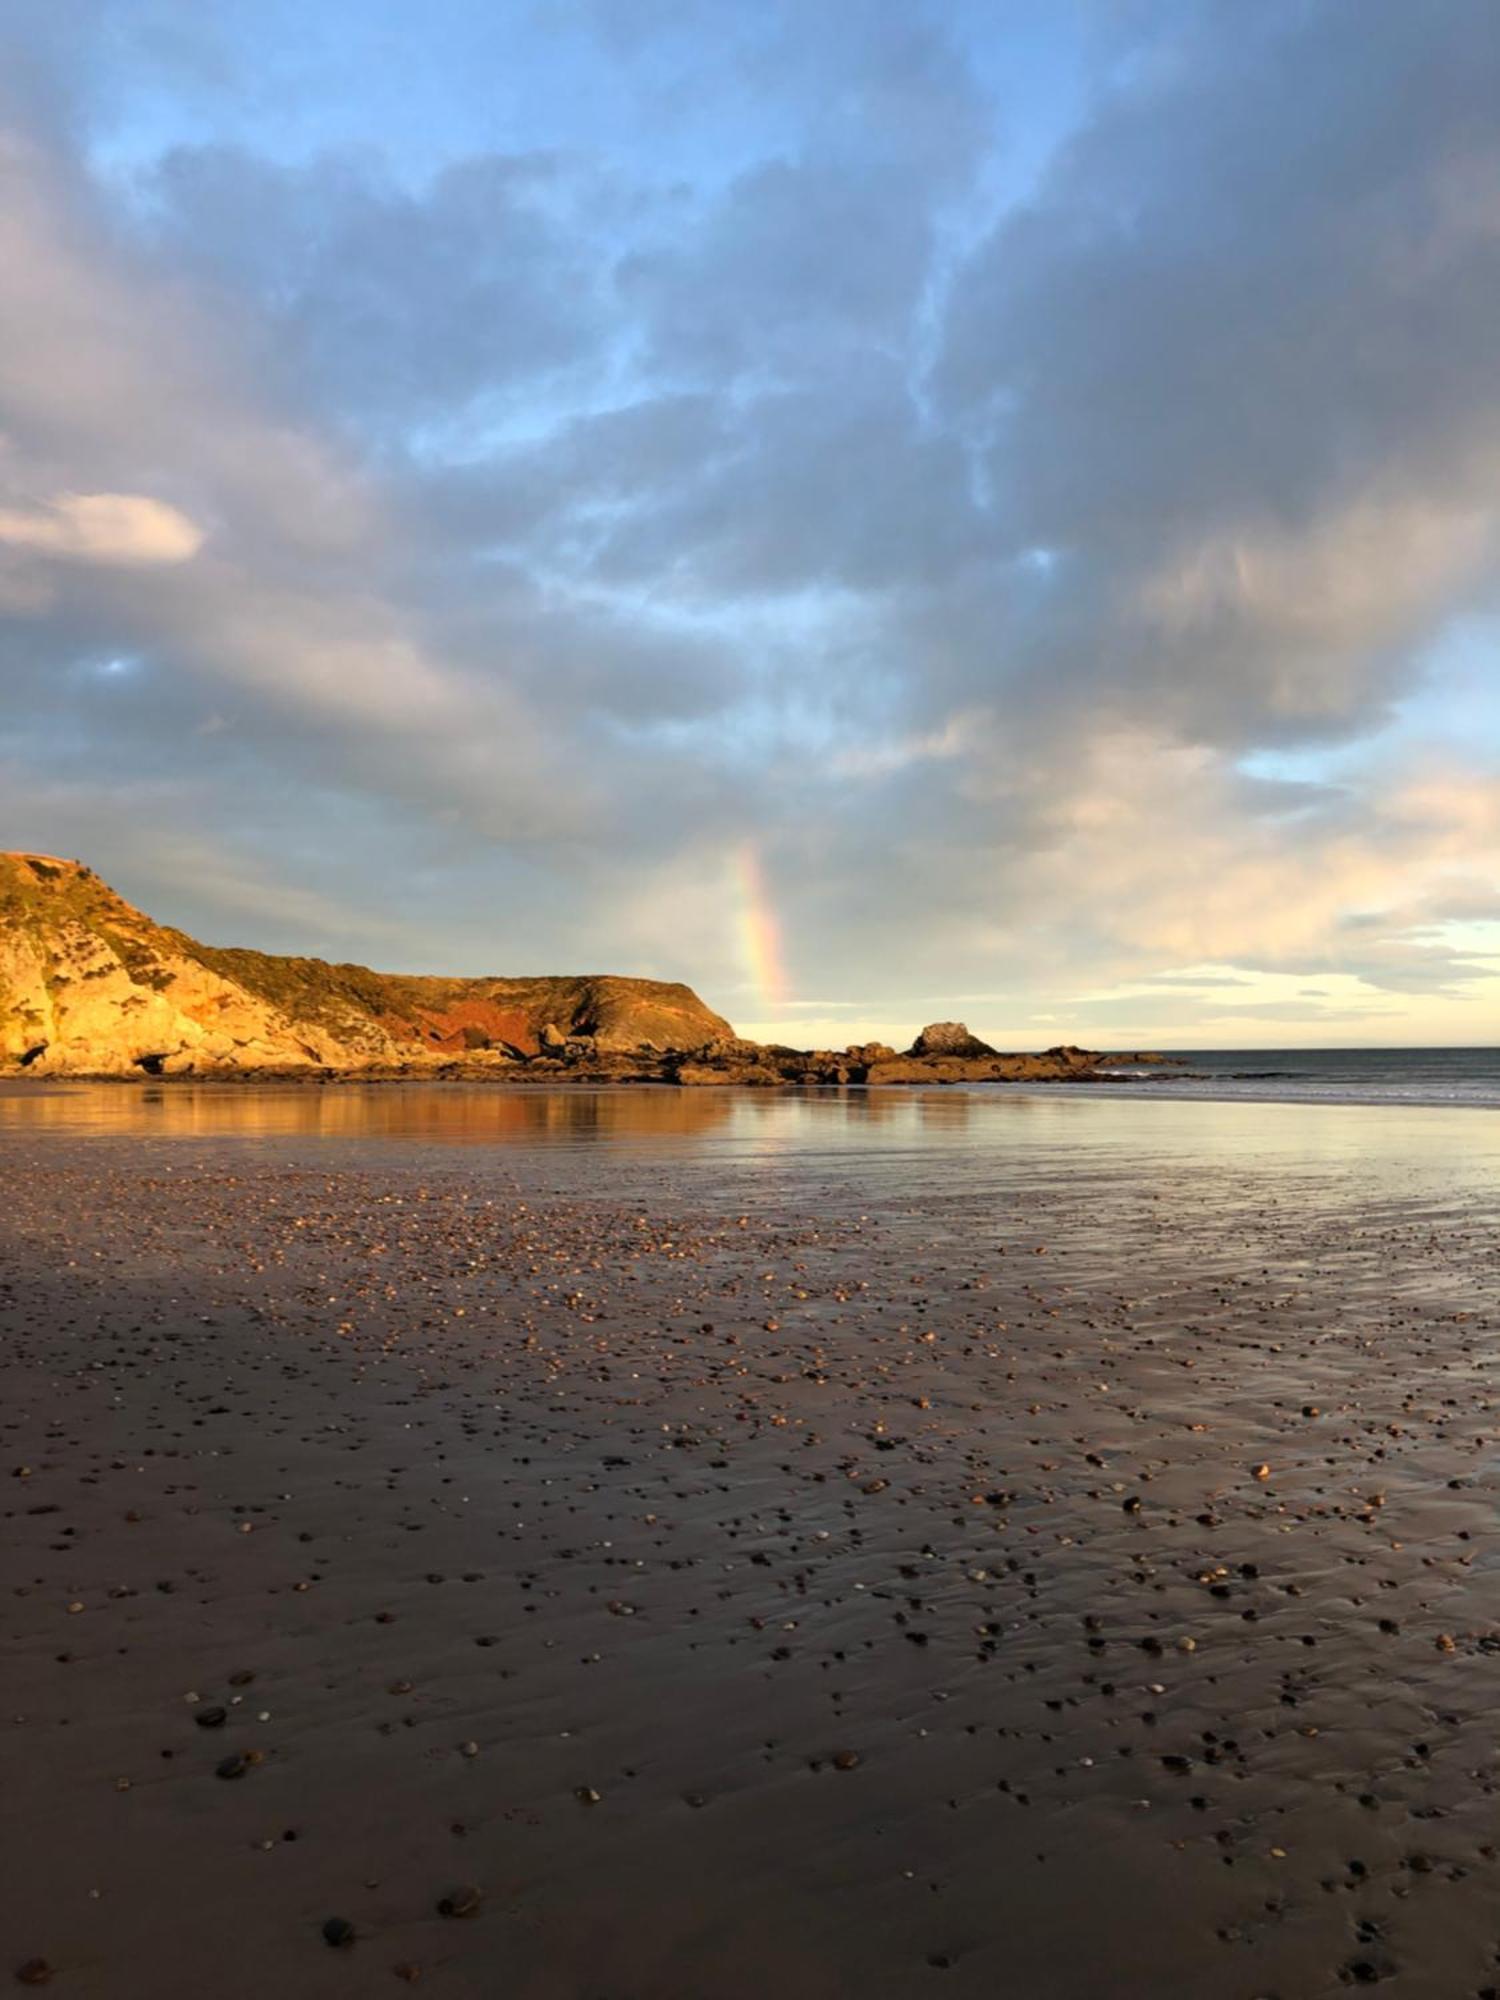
left=732, top=840, right=789, bottom=1010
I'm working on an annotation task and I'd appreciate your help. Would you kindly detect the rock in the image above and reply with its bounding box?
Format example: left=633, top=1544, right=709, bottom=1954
left=907, top=1021, right=998, bottom=1058
left=436, top=1885, right=483, bottom=1918
left=321, top=1919, right=356, bottom=1949
left=672, top=1061, right=786, bottom=1088
left=1040, top=1043, right=1100, bottom=1069
left=538, top=1023, right=567, bottom=1051
left=863, top=1058, right=946, bottom=1084
left=14, top=1962, right=53, bottom=1987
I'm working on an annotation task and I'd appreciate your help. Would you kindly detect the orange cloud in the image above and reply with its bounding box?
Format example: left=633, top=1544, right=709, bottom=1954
left=0, top=492, right=203, bottom=565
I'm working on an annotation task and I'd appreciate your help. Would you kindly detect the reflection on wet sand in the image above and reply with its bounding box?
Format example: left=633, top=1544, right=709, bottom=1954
left=1, top=1081, right=1496, bottom=1195
left=0, top=1080, right=979, bottom=1145
left=0, top=1081, right=743, bottom=1142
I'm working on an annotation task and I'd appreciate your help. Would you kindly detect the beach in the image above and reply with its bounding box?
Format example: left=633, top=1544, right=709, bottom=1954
left=5, top=1084, right=1500, bottom=1998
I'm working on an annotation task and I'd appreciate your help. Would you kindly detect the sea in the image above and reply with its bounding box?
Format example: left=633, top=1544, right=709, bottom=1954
left=1095, top=1045, right=1500, bottom=1108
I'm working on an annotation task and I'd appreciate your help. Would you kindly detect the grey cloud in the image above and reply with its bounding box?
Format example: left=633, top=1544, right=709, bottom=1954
left=1055, top=993, right=1396, bottom=1032
left=588, top=364, right=985, bottom=597
left=140, top=146, right=614, bottom=432
left=622, top=155, right=939, bottom=377
left=619, top=7, right=990, bottom=379
left=1203, top=1001, right=1396, bottom=1026
left=936, top=0, right=1500, bottom=744
left=1337, top=948, right=1499, bottom=997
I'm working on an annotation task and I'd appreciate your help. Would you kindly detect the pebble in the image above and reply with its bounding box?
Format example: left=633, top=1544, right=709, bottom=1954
left=436, top=1885, right=483, bottom=1919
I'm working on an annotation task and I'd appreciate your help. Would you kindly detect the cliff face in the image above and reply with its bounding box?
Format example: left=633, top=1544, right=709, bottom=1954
left=0, top=853, right=734, bottom=1076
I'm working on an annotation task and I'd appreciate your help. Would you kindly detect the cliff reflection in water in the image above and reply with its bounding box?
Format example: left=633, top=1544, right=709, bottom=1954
left=0, top=1079, right=982, bottom=1145
left=2, top=1083, right=1497, bottom=1200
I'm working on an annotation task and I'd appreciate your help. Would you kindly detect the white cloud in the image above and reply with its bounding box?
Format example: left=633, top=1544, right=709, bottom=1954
left=0, top=491, right=203, bottom=564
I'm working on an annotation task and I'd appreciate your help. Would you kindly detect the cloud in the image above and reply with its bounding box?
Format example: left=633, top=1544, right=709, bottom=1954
left=141, top=145, right=615, bottom=434
left=1135, top=972, right=1254, bottom=990
left=934, top=0, right=1500, bottom=745
left=0, top=1, right=1496, bottom=1044
left=0, top=123, right=587, bottom=845
left=0, top=491, right=203, bottom=563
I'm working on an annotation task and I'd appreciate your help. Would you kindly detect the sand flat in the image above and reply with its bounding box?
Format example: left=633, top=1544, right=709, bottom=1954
left=4, top=1086, right=1500, bottom=1997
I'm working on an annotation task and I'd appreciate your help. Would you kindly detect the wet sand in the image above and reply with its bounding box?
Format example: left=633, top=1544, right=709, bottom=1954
left=4, top=1087, right=1500, bottom=1997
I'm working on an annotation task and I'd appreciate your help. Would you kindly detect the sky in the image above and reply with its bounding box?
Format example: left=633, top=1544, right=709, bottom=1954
left=1, top=0, right=1498, bottom=1050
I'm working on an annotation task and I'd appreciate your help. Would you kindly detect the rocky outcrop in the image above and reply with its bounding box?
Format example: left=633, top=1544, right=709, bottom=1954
left=0, top=853, right=733, bottom=1077
left=650, top=1038, right=1139, bottom=1089
left=864, top=1046, right=1106, bottom=1084
left=0, top=851, right=1167, bottom=1087
left=907, top=1020, right=997, bottom=1058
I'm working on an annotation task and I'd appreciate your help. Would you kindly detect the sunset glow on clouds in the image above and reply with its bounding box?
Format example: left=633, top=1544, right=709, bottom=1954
left=0, top=493, right=204, bottom=566
left=1, top=1, right=1498, bottom=1045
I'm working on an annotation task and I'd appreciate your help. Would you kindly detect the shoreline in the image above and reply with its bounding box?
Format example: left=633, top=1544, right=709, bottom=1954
left=4, top=1071, right=1497, bottom=1115
left=0, top=1067, right=1149, bottom=1089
